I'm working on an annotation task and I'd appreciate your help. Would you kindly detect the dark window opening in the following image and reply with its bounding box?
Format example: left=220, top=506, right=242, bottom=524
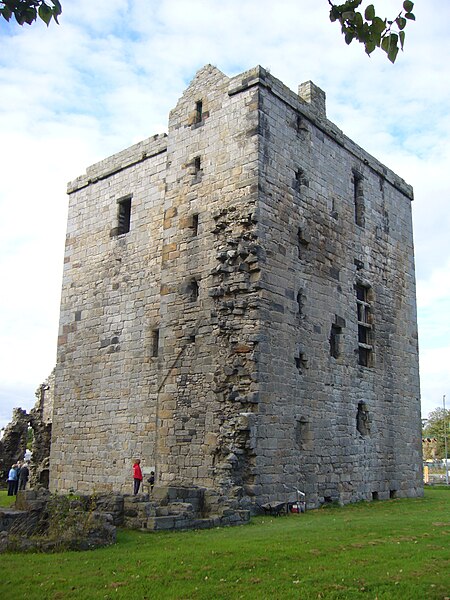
left=356, top=401, right=371, bottom=436
left=372, top=491, right=379, bottom=501
left=329, top=324, right=342, bottom=358
left=295, top=353, right=308, bottom=371
left=117, top=197, right=131, bottom=235
left=297, top=228, right=310, bottom=258
left=295, top=168, right=309, bottom=190
left=152, top=329, right=159, bottom=357
left=194, top=156, right=201, bottom=173
left=192, top=213, right=199, bottom=236
left=358, top=346, right=371, bottom=367
left=295, top=417, right=312, bottom=449
left=189, top=279, right=199, bottom=302
left=74, top=310, right=82, bottom=322
left=195, top=100, right=203, bottom=123
left=353, top=171, right=365, bottom=227
left=296, top=115, right=308, bottom=132
left=331, top=197, right=338, bottom=219
left=356, top=284, right=373, bottom=367
left=390, top=489, right=397, bottom=499
left=296, top=289, right=304, bottom=315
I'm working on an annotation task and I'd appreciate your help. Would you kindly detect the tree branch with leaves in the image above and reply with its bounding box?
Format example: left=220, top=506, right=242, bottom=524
left=328, top=0, right=416, bottom=63
left=0, top=0, right=61, bottom=26
left=1, top=1, right=417, bottom=65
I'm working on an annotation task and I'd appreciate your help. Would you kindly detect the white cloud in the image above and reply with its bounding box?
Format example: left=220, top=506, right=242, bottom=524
left=1, top=0, right=449, bottom=426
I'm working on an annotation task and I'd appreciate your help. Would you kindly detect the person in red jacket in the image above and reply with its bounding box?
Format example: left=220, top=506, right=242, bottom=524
left=132, top=459, right=143, bottom=495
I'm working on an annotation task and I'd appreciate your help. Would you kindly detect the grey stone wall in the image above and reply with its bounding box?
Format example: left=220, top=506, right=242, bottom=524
left=50, top=65, right=422, bottom=507
left=253, top=67, right=422, bottom=505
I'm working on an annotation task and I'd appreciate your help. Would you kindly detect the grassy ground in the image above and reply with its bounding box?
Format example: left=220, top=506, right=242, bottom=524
left=0, top=487, right=448, bottom=599
left=0, top=490, right=15, bottom=508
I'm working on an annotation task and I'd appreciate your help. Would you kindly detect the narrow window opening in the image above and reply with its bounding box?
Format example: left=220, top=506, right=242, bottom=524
left=356, top=284, right=373, bottom=367
left=353, top=171, right=365, bottom=227
left=194, top=156, right=201, bottom=173
left=295, top=168, right=308, bottom=190
left=74, top=310, right=82, bottom=322
left=330, top=197, right=339, bottom=219
left=356, top=401, right=371, bottom=436
left=329, top=324, right=342, bottom=358
left=192, top=213, right=199, bottom=236
left=296, top=289, right=304, bottom=315
left=151, top=329, right=159, bottom=357
left=297, top=228, right=310, bottom=258
left=330, top=315, right=345, bottom=359
left=295, top=417, right=311, bottom=449
left=195, top=100, right=203, bottom=124
left=189, top=279, right=199, bottom=302
left=117, top=197, right=131, bottom=235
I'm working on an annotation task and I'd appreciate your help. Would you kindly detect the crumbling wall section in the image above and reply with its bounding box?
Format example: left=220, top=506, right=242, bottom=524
left=0, top=409, right=28, bottom=481
left=209, top=206, right=262, bottom=504
left=29, top=372, right=54, bottom=488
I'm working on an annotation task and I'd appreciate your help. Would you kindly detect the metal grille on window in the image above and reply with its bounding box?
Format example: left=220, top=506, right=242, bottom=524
left=356, top=284, right=372, bottom=366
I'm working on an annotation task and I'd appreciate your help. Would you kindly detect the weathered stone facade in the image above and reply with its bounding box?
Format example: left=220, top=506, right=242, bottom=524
left=50, top=65, right=422, bottom=508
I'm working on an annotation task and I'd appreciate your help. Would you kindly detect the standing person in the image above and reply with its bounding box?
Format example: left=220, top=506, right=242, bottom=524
left=132, top=459, right=143, bottom=495
left=13, top=462, right=21, bottom=495
left=7, top=464, right=18, bottom=496
left=148, top=471, right=155, bottom=493
left=18, top=461, right=30, bottom=491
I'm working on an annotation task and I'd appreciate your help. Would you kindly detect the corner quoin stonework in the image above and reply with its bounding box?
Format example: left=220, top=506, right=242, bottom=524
left=50, top=65, right=423, bottom=509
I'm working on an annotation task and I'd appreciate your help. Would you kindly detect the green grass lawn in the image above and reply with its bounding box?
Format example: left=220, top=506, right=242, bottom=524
left=0, top=489, right=15, bottom=508
left=0, top=487, right=448, bottom=599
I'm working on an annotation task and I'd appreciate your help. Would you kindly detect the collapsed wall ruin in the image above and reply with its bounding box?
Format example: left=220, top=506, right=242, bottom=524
left=49, top=65, right=423, bottom=509
left=0, top=373, right=53, bottom=487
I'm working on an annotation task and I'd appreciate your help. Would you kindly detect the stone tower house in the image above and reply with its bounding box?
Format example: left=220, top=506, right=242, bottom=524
left=50, top=65, right=423, bottom=508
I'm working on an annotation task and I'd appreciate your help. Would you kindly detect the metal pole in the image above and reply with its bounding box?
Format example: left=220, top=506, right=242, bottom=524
left=444, top=395, right=449, bottom=486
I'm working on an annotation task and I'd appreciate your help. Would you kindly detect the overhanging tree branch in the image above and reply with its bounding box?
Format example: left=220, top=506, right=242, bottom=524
left=0, top=0, right=61, bottom=27
left=328, top=0, right=416, bottom=63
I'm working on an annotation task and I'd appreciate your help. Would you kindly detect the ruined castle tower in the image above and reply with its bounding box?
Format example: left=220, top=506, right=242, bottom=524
left=50, top=65, right=422, bottom=508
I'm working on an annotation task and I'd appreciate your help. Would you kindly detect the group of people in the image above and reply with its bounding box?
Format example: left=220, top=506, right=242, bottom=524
left=132, top=459, right=155, bottom=495
left=7, top=460, right=30, bottom=496
left=8, top=459, right=151, bottom=497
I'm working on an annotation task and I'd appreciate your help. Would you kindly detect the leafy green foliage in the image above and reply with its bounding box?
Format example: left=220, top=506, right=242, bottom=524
left=0, top=0, right=61, bottom=27
left=423, top=407, right=450, bottom=459
left=329, top=0, right=416, bottom=63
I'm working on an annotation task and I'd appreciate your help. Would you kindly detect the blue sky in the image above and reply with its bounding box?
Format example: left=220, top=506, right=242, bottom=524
left=1, top=0, right=449, bottom=429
